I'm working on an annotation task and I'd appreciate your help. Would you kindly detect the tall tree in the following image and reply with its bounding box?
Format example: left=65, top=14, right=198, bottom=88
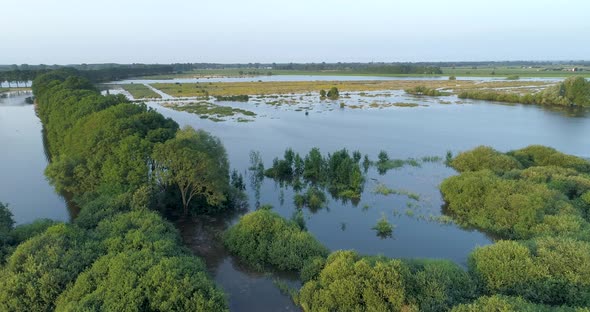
left=153, top=126, right=229, bottom=215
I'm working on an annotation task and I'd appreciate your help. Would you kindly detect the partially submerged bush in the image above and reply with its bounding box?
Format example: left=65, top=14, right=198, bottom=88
left=224, top=209, right=328, bottom=271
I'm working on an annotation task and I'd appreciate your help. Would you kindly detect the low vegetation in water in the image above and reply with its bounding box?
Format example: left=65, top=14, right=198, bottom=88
left=214, top=94, right=249, bottom=102
left=223, top=209, right=329, bottom=271
left=373, top=214, right=394, bottom=238
left=405, top=86, right=451, bottom=96
left=373, top=183, right=421, bottom=201
left=120, top=83, right=161, bottom=99
left=458, top=76, right=590, bottom=107
left=162, top=101, right=256, bottom=121
left=264, top=148, right=366, bottom=201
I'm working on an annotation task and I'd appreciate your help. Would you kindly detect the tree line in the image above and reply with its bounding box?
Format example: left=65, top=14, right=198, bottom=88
left=0, top=69, right=238, bottom=310
left=0, top=64, right=174, bottom=88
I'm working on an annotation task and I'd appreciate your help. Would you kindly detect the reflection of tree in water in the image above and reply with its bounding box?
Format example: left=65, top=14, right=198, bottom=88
left=248, top=151, right=265, bottom=209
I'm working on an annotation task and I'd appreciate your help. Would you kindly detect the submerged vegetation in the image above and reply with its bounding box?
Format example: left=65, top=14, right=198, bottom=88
left=223, top=209, right=328, bottom=271
left=162, top=101, right=256, bottom=121
left=264, top=148, right=365, bottom=201
left=372, top=214, right=394, bottom=238
left=405, top=86, right=451, bottom=96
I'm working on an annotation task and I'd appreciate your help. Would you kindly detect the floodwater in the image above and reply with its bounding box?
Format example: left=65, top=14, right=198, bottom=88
left=131, top=77, right=588, bottom=311
left=0, top=91, right=70, bottom=224
left=3, top=74, right=590, bottom=311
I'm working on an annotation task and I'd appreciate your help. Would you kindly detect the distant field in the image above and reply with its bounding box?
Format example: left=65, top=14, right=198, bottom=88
left=138, top=67, right=590, bottom=79
left=120, top=84, right=161, bottom=99
left=151, top=80, right=553, bottom=97
left=442, top=66, right=590, bottom=78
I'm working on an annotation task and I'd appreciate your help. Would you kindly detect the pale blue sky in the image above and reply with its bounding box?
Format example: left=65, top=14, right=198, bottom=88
left=2, top=0, right=589, bottom=64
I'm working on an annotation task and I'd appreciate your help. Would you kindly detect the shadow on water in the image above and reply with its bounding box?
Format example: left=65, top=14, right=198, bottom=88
left=175, top=214, right=301, bottom=311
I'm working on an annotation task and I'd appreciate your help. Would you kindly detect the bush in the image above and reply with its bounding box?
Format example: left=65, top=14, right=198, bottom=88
left=55, top=250, right=227, bottom=312
left=450, top=295, right=579, bottom=312
left=441, top=170, right=559, bottom=239
left=404, top=259, right=476, bottom=312
left=468, top=237, right=590, bottom=306
left=0, top=224, right=100, bottom=311
left=300, top=256, right=326, bottom=283
left=10, top=218, right=58, bottom=244
left=450, top=146, right=521, bottom=173
left=326, top=87, right=339, bottom=99
left=509, top=145, right=590, bottom=174
left=95, top=210, right=182, bottom=255
left=224, top=210, right=328, bottom=271
left=299, top=250, right=410, bottom=312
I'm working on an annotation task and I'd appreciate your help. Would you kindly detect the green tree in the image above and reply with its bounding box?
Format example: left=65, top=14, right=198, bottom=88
left=153, top=126, right=230, bottom=215
left=0, top=224, right=100, bottom=312
left=299, top=250, right=410, bottom=311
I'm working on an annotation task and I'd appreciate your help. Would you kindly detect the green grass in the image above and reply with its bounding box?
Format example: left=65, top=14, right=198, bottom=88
left=162, top=101, right=256, bottom=121
left=120, top=84, right=161, bottom=99
left=372, top=183, right=421, bottom=201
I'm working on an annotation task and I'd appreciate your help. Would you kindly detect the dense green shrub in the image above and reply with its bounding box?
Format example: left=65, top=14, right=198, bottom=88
left=509, top=145, right=590, bottom=174
left=450, top=295, right=581, bottom=312
left=299, top=256, right=326, bottom=283
left=468, top=238, right=590, bottom=306
left=404, top=259, right=476, bottom=312
left=298, top=250, right=411, bottom=312
left=450, top=146, right=521, bottom=173
left=440, top=170, right=560, bottom=238
left=0, top=202, right=14, bottom=261
left=10, top=218, right=58, bottom=244
left=55, top=251, right=227, bottom=312
left=224, top=209, right=328, bottom=271
left=0, top=224, right=101, bottom=311
left=95, top=210, right=183, bottom=255
left=405, top=86, right=450, bottom=96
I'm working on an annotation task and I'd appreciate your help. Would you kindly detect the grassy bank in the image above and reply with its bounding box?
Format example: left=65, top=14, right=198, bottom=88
left=120, top=84, right=161, bottom=99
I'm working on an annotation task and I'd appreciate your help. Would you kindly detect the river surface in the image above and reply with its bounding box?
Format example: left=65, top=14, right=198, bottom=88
left=2, top=75, right=590, bottom=311
left=0, top=91, right=70, bottom=224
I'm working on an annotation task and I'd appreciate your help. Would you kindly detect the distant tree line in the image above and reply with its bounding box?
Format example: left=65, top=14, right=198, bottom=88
left=0, top=64, right=174, bottom=87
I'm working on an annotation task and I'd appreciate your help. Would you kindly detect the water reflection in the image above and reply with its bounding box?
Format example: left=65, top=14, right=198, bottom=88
left=0, top=92, right=70, bottom=224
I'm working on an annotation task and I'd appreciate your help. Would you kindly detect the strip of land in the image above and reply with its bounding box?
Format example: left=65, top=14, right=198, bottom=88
left=120, top=84, right=161, bottom=99
left=151, top=80, right=552, bottom=97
